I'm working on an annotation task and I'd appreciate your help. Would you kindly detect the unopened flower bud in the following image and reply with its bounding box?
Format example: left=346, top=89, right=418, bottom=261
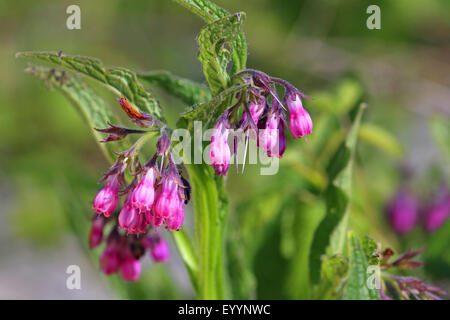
left=286, top=93, right=312, bottom=139
left=89, top=215, right=106, bottom=249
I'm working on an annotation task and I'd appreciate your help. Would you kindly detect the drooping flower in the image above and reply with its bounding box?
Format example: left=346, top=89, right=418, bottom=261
left=260, top=111, right=285, bottom=158
left=248, top=96, right=265, bottom=124
left=131, top=167, right=157, bottom=213
left=92, top=174, right=121, bottom=217
left=423, top=191, right=450, bottom=233
left=166, top=201, right=184, bottom=231
left=120, top=250, right=141, bottom=282
left=99, top=230, right=122, bottom=275
left=145, top=233, right=170, bottom=263
left=387, top=190, right=418, bottom=235
left=209, top=115, right=231, bottom=177
left=286, top=92, right=313, bottom=139
left=154, top=169, right=182, bottom=219
left=89, top=215, right=106, bottom=249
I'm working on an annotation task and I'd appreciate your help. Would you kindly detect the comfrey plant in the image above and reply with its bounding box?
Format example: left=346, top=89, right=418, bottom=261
left=17, top=0, right=445, bottom=300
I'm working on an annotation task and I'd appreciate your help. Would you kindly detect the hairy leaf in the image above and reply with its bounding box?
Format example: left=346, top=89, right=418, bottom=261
left=24, top=65, right=131, bottom=159
left=313, top=254, right=349, bottom=299
left=16, top=51, right=164, bottom=121
left=197, top=13, right=246, bottom=95
left=359, top=124, right=403, bottom=157
left=138, top=70, right=211, bottom=105
left=343, top=231, right=380, bottom=300
left=180, top=83, right=248, bottom=128
left=173, top=0, right=247, bottom=74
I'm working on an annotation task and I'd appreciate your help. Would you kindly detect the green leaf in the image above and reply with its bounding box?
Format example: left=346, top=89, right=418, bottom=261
left=359, top=124, right=404, bottom=157
left=16, top=51, right=164, bottom=121
left=179, top=83, right=248, bottom=128
left=138, top=70, right=211, bottom=106
left=343, top=231, right=380, bottom=300
left=173, top=0, right=247, bottom=74
left=310, top=103, right=366, bottom=283
left=24, top=65, right=130, bottom=160
left=197, top=12, right=246, bottom=95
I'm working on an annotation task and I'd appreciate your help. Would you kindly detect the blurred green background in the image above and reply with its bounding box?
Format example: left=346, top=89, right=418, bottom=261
left=0, top=0, right=449, bottom=299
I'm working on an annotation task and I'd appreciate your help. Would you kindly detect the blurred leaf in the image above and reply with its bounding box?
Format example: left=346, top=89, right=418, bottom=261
left=310, top=79, right=363, bottom=115
left=173, top=0, right=247, bottom=74
left=343, top=231, right=380, bottom=300
left=197, top=12, right=246, bottom=95
left=310, top=103, right=366, bottom=283
left=138, top=70, right=211, bottom=105
left=284, top=200, right=326, bottom=299
left=313, top=255, right=349, bottom=300
left=16, top=51, right=164, bottom=120
left=424, top=220, right=450, bottom=279
left=24, top=66, right=131, bottom=160
left=359, top=124, right=404, bottom=157
left=429, top=116, right=450, bottom=165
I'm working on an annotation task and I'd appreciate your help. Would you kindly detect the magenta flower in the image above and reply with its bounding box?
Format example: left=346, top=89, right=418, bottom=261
left=260, top=112, right=285, bottom=158
left=89, top=216, right=106, bottom=249
left=248, top=97, right=265, bottom=124
left=209, top=116, right=231, bottom=177
left=287, top=94, right=312, bottom=139
left=131, top=167, right=157, bottom=213
left=99, top=234, right=122, bottom=275
left=423, top=192, right=450, bottom=233
left=92, top=175, right=120, bottom=217
left=154, top=175, right=181, bottom=219
left=120, top=251, right=141, bottom=282
left=166, top=201, right=184, bottom=231
left=118, top=200, right=138, bottom=230
left=387, top=190, right=418, bottom=235
left=146, top=234, right=170, bottom=263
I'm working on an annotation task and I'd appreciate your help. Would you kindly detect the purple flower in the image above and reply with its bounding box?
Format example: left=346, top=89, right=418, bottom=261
left=146, top=234, right=170, bottom=263
left=92, top=175, right=120, bottom=217
left=120, top=251, right=141, bottom=282
left=131, top=167, right=157, bottom=213
left=99, top=232, right=122, bottom=275
left=89, top=215, right=106, bottom=249
left=248, top=97, right=265, bottom=124
left=209, top=116, right=231, bottom=177
left=423, top=191, right=450, bottom=233
left=286, top=93, right=312, bottom=139
left=387, top=190, right=418, bottom=235
left=118, top=200, right=138, bottom=230
left=154, top=174, right=181, bottom=219
left=260, top=112, right=285, bottom=158
left=166, top=201, right=184, bottom=231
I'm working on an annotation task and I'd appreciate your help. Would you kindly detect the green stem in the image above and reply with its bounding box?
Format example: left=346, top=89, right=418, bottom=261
left=186, top=163, right=226, bottom=299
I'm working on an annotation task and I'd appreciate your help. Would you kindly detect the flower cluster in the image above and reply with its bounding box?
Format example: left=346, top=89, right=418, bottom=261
left=89, top=218, right=170, bottom=281
left=90, top=97, right=190, bottom=280
left=209, top=69, right=313, bottom=177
